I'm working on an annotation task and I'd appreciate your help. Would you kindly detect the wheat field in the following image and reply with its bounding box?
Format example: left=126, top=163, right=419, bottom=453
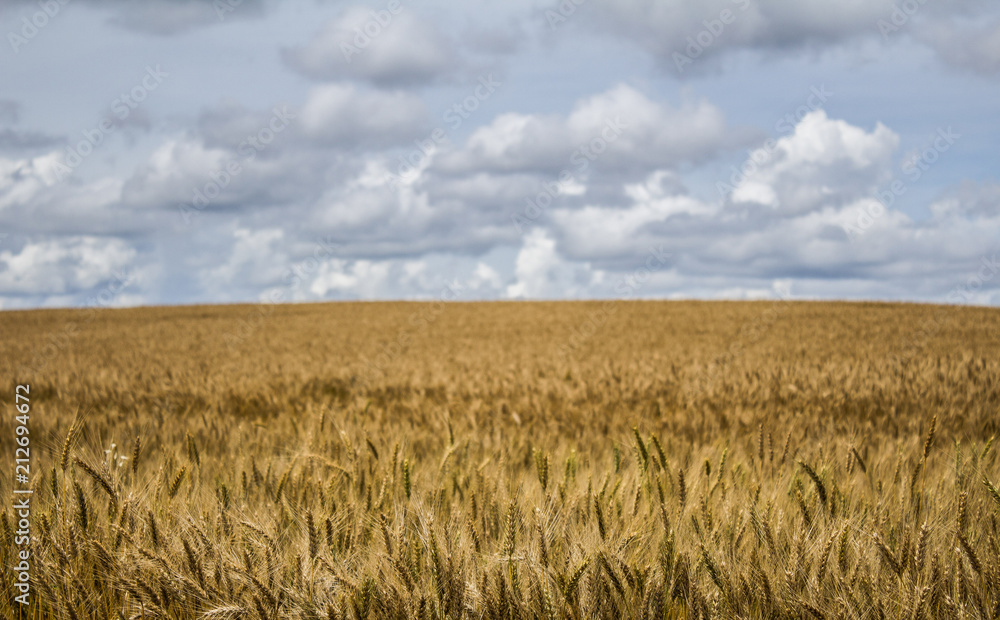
left=0, top=300, right=998, bottom=619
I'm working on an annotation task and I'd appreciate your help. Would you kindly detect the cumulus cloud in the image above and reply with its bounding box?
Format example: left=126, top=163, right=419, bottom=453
left=0, top=149, right=144, bottom=249
left=0, top=236, right=135, bottom=296
left=729, top=110, right=899, bottom=214
left=2, top=0, right=998, bottom=309
left=517, top=109, right=1000, bottom=305
left=251, top=84, right=742, bottom=268
left=121, top=138, right=236, bottom=209
left=0, top=152, right=90, bottom=213
left=552, top=175, right=710, bottom=264
left=1, top=155, right=51, bottom=212
left=470, top=262, right=504, bottom=292
left=122, top=104, right=332, bottom=213
left=309, top=259, right=392, bottom=299
left=435, top=84, right=737, bottom=176
left=199, top=228, right=289, bottom=297
left=240, top=252, right=505, bottom=303
left=283, top=7, right=457, bottom=86
left=11, top=92, right=995, bottom=306
left=506, top=229, right=596, bottom=299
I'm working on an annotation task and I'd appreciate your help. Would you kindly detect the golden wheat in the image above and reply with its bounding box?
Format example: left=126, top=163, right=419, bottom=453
left=0, top=300, right=997, bottom=618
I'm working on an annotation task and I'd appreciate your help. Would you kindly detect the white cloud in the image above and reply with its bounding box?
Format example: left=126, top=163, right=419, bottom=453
left=0, top=152, right=65, bottom=211
left=470, top=262, right=503, bottom=292
left=200, top=228, right=288, bottom=296
left=506, top=229, right=596, bottom=299
left=730, top=110, right=898, bottom=215
left=0, top=237, right=135, bottom=296
left=553, top=198, right=708, bottom=259
left=436, top=84, right=735, bottom=176
left=566, top=84, right=733, bottom=170
left=309, top=259, right=391, bottom=299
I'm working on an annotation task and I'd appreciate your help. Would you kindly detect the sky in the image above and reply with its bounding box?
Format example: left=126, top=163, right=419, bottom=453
left=1, top=0, right=999, bottom=309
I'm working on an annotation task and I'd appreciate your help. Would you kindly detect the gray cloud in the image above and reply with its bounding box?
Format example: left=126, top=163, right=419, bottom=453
left=577, top=0, right=1000, bottom=78
left=584, top=0, right=896, bottom=72
left=0, top=129, right=64, bottom=152
left=929, top=181, right=1000, bottom=219
left=460, top=18, right=529, bottom=56
left=0, top=101, right=63, bottom=153
left=283, top=7, right=458, bottom=86
left=82, top=0, right=270, bottom=35
left=917, top=17, right=1000, bottom=76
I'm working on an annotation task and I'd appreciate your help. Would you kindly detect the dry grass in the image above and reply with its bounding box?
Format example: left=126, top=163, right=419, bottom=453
left=0, top=300, right=999, bottom=619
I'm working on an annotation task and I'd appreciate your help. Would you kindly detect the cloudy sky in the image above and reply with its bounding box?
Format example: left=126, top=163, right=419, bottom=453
left=1, top=0, right=999, bottom=309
